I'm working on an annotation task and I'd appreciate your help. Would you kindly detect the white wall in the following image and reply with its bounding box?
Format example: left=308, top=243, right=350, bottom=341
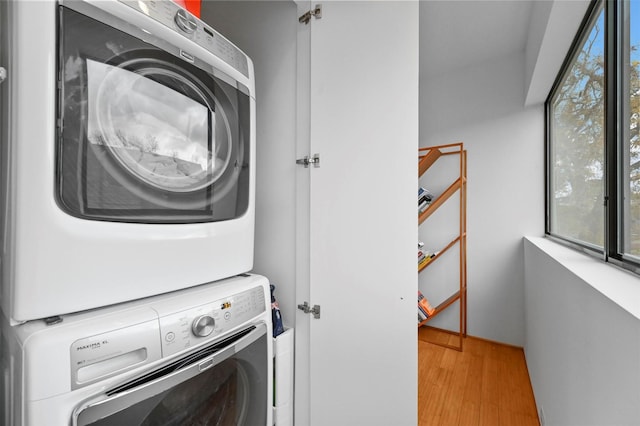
left=525, top=0, right=590, bottom=105
left=201, top=2, right=299, bottom=326
left=420, top=51, right=544, bottom=346
left=524, top=237, right=640, bottom=425
left=419, top=0, right=589, bottom=347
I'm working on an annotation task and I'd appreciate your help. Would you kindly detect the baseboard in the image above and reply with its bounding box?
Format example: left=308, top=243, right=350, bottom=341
left=419, top=325, right=524, bottom=350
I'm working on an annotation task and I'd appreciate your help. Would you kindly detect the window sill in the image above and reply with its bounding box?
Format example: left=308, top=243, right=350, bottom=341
left=525, top=236, right=640, bottom=321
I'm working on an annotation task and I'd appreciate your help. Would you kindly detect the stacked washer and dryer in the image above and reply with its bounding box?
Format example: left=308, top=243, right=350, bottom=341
left=0, top=1, right=274, bottom=425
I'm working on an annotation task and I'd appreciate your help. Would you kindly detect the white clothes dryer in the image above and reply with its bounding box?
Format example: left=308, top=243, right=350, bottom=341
left=0, top=0, right=256, bottom=322
left=1, top=274, right=273, bottom=426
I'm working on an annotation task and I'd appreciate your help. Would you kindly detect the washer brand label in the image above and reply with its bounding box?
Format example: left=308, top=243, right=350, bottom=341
left=75, top=340, right=109, bottom=351
left=70, top=319, right=163, bottom=391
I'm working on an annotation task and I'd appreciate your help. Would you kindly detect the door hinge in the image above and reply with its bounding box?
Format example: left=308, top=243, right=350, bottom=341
left=299, top=4, right=322, bottom=25
left=296, top=153, right=320, bottom=168
left=298, top=301, right=321, bottom=319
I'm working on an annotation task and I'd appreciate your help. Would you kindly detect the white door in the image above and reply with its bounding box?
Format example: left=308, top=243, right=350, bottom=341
left=296, top=2, right=419, bottom=425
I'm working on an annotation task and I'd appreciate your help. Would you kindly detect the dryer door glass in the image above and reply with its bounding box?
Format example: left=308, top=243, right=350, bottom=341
left=57, top=6, right=250, bottom=223
left=86, top=58, right=226, bottom=193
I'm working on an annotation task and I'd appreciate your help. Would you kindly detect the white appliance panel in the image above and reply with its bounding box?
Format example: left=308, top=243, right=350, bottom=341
left=0, top=0, right=257, bottom=322
left=2, top=274, right=272, bottom=426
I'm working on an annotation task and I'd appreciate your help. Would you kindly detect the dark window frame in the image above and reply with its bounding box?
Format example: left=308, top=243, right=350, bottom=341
left=545, top=0, right=640, bottom=274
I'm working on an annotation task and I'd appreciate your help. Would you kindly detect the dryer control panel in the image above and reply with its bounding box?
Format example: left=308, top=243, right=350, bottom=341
left=118, top=0, right=249, bottom=78
left=158, top=285, right=265, bottom=357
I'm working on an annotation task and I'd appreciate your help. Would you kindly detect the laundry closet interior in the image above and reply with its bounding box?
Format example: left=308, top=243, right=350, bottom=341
left=5, top=0, right=640, bottom=424
left=0, top=0, right=418, bottom=425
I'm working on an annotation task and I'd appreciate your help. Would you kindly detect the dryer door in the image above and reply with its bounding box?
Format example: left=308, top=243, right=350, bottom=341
left=57, top=6, right=250, bottom=223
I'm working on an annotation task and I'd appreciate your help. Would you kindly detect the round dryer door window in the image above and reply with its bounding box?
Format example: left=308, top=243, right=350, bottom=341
left=58, top=7, right=251, bottom=223
left=89, top=58, right=231, bottom=193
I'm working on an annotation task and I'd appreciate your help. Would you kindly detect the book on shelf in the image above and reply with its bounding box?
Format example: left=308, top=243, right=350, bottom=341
left=418, top=187, right=433, bottom=203
left=419, top=252, right=437, bottom=267
left=418, top=241, right=438, bottom=267
left=418, top=303, right=429, bottom=320
left=418, top=187, right=434, bottom=212
left=418, top=290, right=435, bottom=317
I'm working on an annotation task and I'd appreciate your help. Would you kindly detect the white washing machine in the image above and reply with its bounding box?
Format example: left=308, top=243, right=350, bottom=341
left=1, top=274, right=272, bottom=426
left=0, top=0, right=256, bottom=322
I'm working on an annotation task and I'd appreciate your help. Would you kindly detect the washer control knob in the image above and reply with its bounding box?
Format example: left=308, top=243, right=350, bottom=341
left=191, top=315, right=215, bottom=337
left=174, top=9, right=197, bottom=35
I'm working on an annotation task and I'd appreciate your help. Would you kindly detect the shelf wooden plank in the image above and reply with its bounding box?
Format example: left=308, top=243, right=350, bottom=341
left=418, top=236, right=461, bottom=273
left=418, top=177, right=462, bottom=224
left=420, top=141, right=463, bottom=153
left=418, top=148, right=442, bottom=176
left=417, top=291, right=461, bottom=328
left=434, top=291, right=461, bottom=314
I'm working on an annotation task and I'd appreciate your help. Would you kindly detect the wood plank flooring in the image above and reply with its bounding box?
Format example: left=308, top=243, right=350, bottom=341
left=418, top=327, right=540, bottom=426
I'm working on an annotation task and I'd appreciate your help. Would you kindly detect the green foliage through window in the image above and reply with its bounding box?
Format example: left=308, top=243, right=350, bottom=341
left=547, top=0, right=640, bottom=270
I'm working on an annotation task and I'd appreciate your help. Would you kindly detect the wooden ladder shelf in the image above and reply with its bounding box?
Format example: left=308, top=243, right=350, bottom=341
left=417, top=142, right=467, bottom=351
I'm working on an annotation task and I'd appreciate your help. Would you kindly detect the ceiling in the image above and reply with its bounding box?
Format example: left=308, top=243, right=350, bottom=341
left=419, top=0, right=535, bottom=78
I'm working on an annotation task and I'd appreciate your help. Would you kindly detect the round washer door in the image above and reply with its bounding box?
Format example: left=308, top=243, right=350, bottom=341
left=72, top=324, right=269, bottom=426
left=139, top=358, right=251, bottom=425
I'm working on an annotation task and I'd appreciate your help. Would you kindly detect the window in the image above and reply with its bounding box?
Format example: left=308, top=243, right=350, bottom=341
left=548, top=3, right=605, bottom=249
left=621, top=0, right=640, bottom=260
left=547, top=0, right=640, bottom=272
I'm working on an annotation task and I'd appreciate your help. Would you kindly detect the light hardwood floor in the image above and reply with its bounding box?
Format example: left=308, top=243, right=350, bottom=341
left=418, top=327, right=540, bottom=426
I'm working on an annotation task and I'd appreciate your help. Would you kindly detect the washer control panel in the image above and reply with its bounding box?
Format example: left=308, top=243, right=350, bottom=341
left=158, top=285, right=265, bottom=357
left=118, top=0, right=249, bottom=78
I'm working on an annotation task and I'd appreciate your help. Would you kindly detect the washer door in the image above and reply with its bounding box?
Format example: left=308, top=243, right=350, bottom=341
left=73, top=324, right=269, bottom=426
left=138, top=358, right=251, bottom=425
left=57, top=6, right=251, bottom=223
